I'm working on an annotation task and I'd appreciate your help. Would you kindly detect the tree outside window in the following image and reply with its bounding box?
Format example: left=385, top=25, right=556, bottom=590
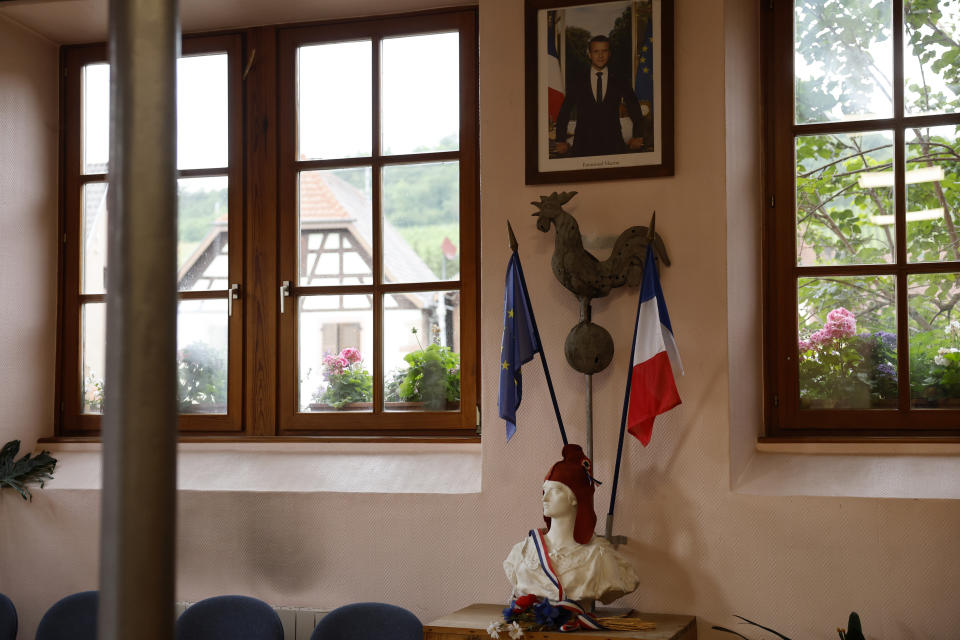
left=767, top=0, right=960, bottom=433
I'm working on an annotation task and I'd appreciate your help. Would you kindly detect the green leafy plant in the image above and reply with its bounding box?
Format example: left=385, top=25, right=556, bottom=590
left=313, top=348, right=372, bottom=409
left=788, top=0, right=960, bottom=411
left=910, top=319, right=960, bottom=405
left=84, top=373, right=104, bottom=413
left=387, top=328, right=460, bottom=409
left=713, top=611, right=865, bottom=640
left=798, top=307, right=899, bottom=408
left=178, top=342, right=227, bottom=413
left=1, top=440, right=57, bottom=501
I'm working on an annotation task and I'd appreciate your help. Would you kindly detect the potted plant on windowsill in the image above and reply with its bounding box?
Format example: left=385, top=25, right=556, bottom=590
left=798, top=308, right=898, bottom=410
left=909, top=319, right=960, bottom=408
left=178, top=342, right=228, bottom=414
left=309, top=348, right=373, bottom=411
left=84, top=373, right=104, bottom=414
left=385, top=328, right=460, bottom=411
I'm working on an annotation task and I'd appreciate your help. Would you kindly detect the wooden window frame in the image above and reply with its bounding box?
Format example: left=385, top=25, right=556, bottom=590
left=762, top=0, right=960, bottom=438
left=275, top=10, right=480, bottom=437
left=58, top=34, right=244, bottom=436
left=54, top=8, right=480, bottom=441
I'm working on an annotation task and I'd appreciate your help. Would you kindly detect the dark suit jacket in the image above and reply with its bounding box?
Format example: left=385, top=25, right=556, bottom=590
left=555, top=70, right=648, bottom=157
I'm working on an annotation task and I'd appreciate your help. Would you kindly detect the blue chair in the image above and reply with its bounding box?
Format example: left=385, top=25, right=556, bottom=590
left=35, top=590, right=98, bottom=640
left=310, top=602, right=422, bottom=640
left=176, top=595, right=283, bottom=640
left=0, top=593, right=16, bottom=640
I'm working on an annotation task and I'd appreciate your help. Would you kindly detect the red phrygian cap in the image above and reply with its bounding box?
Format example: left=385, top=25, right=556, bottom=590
left=543, top=444, right=597, bottom=544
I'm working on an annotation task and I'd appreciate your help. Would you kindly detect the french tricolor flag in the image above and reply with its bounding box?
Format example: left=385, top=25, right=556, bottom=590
left=626, top=243, right=683, bottom=446
left=546, top=11, right=565, bottom=122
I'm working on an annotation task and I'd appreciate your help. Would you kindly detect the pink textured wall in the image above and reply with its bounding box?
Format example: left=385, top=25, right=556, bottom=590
left=0, top=14, right=60, bottom=634
left=1, top=2, right=959, bottom=639
left=0, top=17, right=58, bottom=453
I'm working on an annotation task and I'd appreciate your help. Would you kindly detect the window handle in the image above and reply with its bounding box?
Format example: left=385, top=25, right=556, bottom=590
left=227, top=283, right=240, bottom=317
left=280, top=280, right=290, bottom=314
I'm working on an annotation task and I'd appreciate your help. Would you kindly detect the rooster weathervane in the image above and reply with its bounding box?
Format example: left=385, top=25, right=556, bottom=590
left=531, top=191, right=669, bottom=375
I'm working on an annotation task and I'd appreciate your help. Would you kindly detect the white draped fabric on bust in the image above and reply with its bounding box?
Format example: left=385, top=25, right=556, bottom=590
left=503, top=533, right=639, bottom=604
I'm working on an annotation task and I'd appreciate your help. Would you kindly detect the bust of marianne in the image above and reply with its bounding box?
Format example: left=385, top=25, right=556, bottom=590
left=502, top=444, right=639, bottom=605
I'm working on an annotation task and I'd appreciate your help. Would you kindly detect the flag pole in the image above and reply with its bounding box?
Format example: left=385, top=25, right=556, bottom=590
left=605, top=213, right=655, bottom=541
left=508, top=220, right=568, bottom=446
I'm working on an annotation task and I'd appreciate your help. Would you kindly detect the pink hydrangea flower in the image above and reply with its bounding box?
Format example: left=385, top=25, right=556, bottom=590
left=823, top=307, right=857, bottom=339
left=340, top=347, right=362, bottom=364
left=322, top=353, right=347, bottom=375
left=798, top=339, right=811, bottom=352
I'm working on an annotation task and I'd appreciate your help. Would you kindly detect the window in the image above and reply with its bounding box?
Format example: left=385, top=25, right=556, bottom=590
left=764, top=0, right=960, bottom=436
left=61, top=36, right=243, bottom=434
left=56, top=9, right=479, bottom=439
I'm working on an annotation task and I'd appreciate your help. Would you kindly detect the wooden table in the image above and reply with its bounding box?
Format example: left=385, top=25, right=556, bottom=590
left=424, top=604, right=696, bottom=640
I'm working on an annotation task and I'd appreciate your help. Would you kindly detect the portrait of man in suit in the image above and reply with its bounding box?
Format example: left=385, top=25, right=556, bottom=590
left=524, top=0, right=674, bottom=184
left=529, top=0, right=671, bottom=181
left=553, top=35, right=651, bottom=158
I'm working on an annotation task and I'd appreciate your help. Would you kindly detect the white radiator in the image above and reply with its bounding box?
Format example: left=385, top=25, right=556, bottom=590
left=176, top=601, right=329, bottom=640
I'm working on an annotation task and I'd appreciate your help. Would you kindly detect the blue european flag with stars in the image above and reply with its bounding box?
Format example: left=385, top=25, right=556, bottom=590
left=635, top=17, right=654, bottom=104
left=499, top=251, right=540, bottom=441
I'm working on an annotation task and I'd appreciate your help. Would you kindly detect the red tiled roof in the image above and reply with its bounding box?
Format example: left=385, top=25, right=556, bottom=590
left=298, top=170, right=353, bottom=220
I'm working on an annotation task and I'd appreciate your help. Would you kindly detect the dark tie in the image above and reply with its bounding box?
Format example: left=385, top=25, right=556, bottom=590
left=596, top=72, right=603, bottom=103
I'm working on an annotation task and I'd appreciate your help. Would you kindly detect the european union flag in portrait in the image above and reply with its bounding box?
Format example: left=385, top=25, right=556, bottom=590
left=499, top=251, right=541, bottom=441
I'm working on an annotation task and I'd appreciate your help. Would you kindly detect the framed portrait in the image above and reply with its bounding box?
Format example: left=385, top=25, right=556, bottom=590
left=524, top=0, right=674, bottom=184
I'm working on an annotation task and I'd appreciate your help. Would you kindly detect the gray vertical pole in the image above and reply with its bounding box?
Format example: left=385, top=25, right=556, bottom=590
left=581, top=298, right=594, bottom=463
left=585, top=373, right=593, bottom=462
left=100, top=1, right=180, bottom=639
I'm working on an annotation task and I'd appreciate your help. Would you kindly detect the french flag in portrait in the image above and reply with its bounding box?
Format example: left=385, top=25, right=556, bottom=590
left=627, top=243, right=683, bottom=446
left=546, top=10, right=565, bottom=123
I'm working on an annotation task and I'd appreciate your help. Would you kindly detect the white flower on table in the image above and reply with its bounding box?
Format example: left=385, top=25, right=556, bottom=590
left=486, top=621, right=503, bottom=639
left=508, top=621, right=524, bottom=639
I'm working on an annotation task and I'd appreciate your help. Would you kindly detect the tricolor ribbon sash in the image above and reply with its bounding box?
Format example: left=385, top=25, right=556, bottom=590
left=530, top=529, right=562, bottom=599
left=526, top=529, right=604, bottom=632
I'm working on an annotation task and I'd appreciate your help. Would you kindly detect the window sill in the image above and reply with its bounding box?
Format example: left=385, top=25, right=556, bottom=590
left=38, top=441, right=482, bottom=494
left=733, top=440, right=960, bottom=499
left=757, top=437, right=960, bottom=455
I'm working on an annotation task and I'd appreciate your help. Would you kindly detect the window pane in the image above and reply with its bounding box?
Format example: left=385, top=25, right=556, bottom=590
left=909, top=273, right=960, bottom=407
left=382, top=162, right=459, bottom=283
left=178, top=176, right=229, bottom=290
left=798, top=275, right=898, bottom=409
left=384, top=290, right=460, bottom=412
left=906, top=126, right=960, bottom=263
left=904, top=1, right=960, bottom=116
left=795, top=132, right=894, bottom=266
left=82, top=63, right=109, bottom=174
left=298, top=295, right=373, bottom=412
left=81, top=182, right=109, bottom=294
left=81, top=302, right=106, bottom=414
left=298, top=41, right=372, bottom=160
left=177, top=298, right=228, bottom=414
left=382, top=32, right=459, bottom=155
left=178, top=53, right=228, bottom=170
left=794, top=0, right=893, bottom=124
left=299, top=168, right=373, bottom=286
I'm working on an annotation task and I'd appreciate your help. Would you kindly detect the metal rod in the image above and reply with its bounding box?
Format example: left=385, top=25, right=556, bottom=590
left=579, top=296, right=593, bottom=460
left=604, top=216, right=657, bottom=545
left=512, top=246, right=568, bottom=446
left=606, top=243, right=649, bottom=524
left=585, top=374, right=593, bottom=462
left=100, top=1, right=180, bottom=639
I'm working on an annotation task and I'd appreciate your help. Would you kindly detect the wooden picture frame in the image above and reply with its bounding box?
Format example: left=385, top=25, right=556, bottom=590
left=524, top=0, right=674, bottom=184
